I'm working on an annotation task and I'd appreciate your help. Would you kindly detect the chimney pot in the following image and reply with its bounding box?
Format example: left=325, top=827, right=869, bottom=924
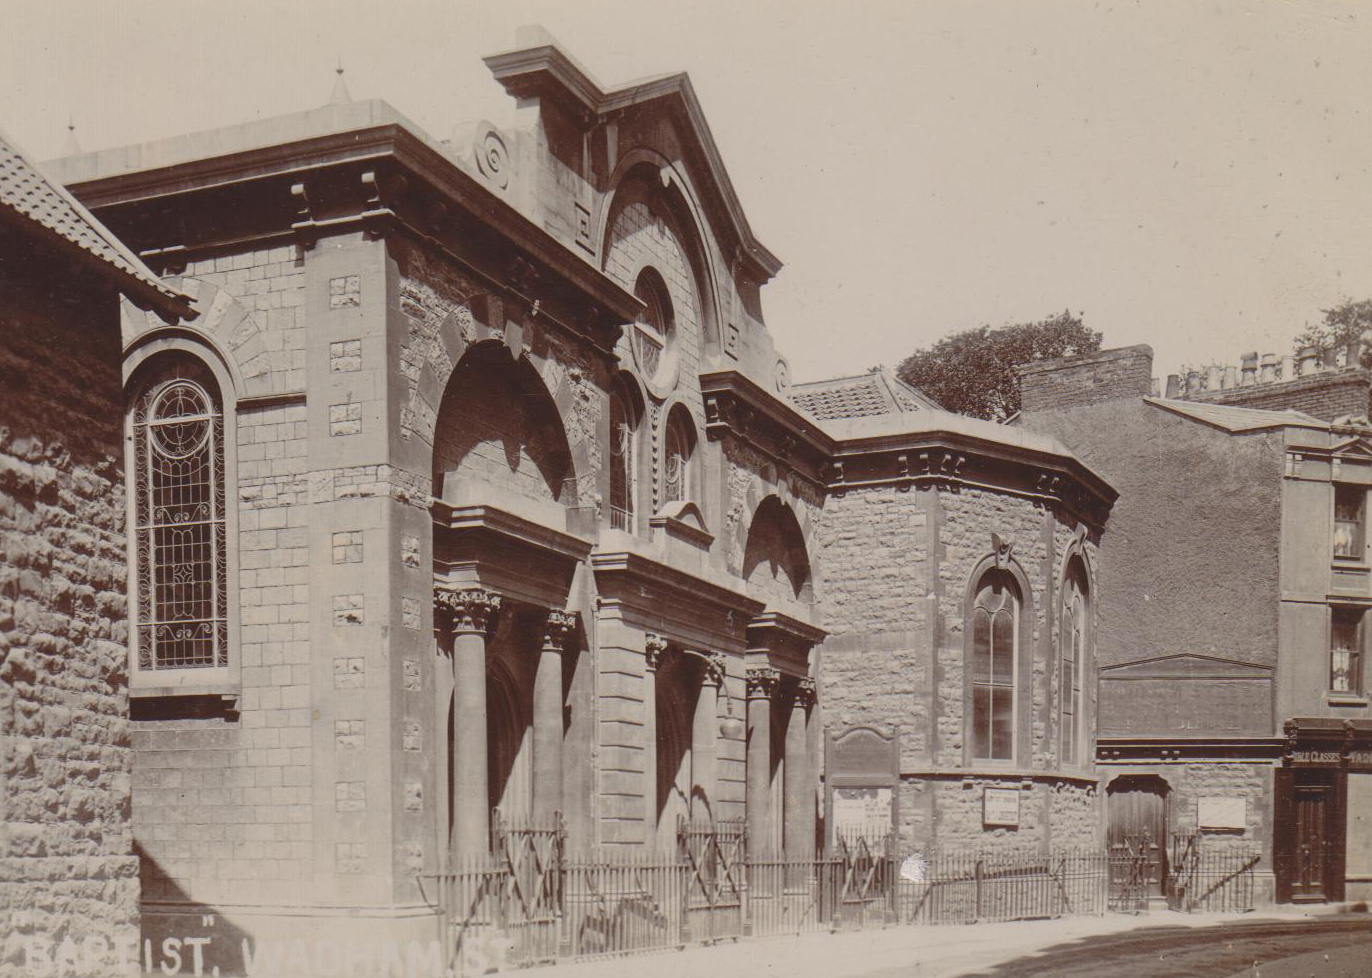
left=1165, top=374, right=1181, bottom=398
left=1206, top=365, right=1223, bottom=391
left=1259, top=353, right=1277, bottom=383
left=1222, top=365, right=1237, bottom=389
left=1279, top=355, right=1295, bottom=381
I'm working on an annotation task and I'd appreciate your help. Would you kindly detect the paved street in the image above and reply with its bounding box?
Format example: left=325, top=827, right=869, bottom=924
left=536, top=910, right=1370, bottom=978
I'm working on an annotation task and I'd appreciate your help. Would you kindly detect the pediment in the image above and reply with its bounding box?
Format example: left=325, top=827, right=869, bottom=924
left=655, top=499, right=708, bottom=532
left=1330, top=436, right=1372, bottom=459
left=1099, top=653, right=1273, bottom=680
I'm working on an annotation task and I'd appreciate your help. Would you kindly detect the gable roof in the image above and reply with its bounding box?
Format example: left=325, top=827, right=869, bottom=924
left=788, top=369, right=942, bottom=422
left=1144, top=396, right=1325, bottom=433
left=0, top=125, right=190, bottom=318
left=483, top=28, right=780, bottom=282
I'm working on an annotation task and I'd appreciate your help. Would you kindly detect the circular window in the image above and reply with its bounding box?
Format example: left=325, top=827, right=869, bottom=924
left=149, top=381, right=213, bottom=459
left=631, top=268, right=680, bottom=397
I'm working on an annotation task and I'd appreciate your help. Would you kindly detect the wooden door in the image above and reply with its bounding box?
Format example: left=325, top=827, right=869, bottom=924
left=1292, top=784, right=1330, bottom=901
left=1107, top=778, right=1167, bottom=908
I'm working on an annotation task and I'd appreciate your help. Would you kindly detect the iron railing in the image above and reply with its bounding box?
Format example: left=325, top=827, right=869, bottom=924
left=423, top=829, right=1265, bottom=974
left=1167, top=833, right=1261, bottom=913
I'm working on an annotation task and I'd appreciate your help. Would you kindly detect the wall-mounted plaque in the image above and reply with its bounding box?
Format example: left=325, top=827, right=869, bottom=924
left=1198, top=796, right=1246, bottom=830
left=832, top=786, right=893, bottom=837
left=825, top=726, right=900, bottom=849
left=983, top=787, right=1020, bottom=827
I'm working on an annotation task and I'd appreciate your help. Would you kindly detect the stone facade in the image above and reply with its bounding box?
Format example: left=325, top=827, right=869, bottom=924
left=816, top=475, right=1106, bottom=857
left=1, top=133, right=192, bottom=977
left=36, top=32, right=1119, bottom=975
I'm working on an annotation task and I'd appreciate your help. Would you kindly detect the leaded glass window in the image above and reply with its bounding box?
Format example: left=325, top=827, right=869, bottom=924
left=609, top=388, right=636, bottom=531
left=1060, top=573, right=1085, bottom=765
left=663, top=414, right=691, bottom=505
left=971, top=574, right=1018, bottom=761
left=132, top=363, right=227, bottom=670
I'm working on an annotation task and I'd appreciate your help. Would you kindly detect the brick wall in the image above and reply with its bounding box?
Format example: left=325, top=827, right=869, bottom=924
left=1019, top=345, right=1154, bottom=414
left=1182, top=368, right=1371, bottom=422
left=0, top=257, right=137, bottom=977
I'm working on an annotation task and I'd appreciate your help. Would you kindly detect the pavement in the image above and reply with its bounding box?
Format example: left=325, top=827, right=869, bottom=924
left=530, top=906, right=1369, bottom=978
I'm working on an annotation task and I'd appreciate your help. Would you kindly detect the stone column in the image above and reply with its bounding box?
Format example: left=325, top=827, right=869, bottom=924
left=691, top=653, right=724, bottom=825
left=533, top=610, right=574, bottom=824
left=783, top=678, right=816, bottom=863
left=436, top=586, right=500, bottom=860
left=746, top=667, right=780, bottom=855
left=643, top=635, right=666, bottom=848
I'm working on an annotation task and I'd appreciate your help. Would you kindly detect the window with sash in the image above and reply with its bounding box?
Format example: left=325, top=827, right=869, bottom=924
left=1334, top=484, right=1365, bottom=559
left=131, top=362, right=228, bottom=671
left=1331, top=607, right=1364, bottom=695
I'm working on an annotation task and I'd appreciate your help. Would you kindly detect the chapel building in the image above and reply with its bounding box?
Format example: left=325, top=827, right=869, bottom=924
left=43, top=30, right=1117, bottom=967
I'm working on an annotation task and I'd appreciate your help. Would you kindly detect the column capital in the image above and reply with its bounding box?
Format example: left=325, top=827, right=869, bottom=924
left=644, top=634, right=668, bottom=671
left=435, top=586, right=501, bottom=635
left=746, top=666, right=781, bottom=699
left=542, top=609, right=577, bottom=650
left=794, top=676, right=818, bottom=707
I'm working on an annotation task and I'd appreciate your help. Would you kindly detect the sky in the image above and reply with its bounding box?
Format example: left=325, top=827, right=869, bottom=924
left=2, top=0, right=1368, bottom=384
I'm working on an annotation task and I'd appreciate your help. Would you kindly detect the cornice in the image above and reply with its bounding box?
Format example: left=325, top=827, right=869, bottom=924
left=827, top=432, right=1116, bottom=531
left=483, top=44, right=781, bottom=282
left=432, top=501, right=593, bottom=564
left=62, top=122, right=643, bottom=347
left=747, top=609, right=827, bottom=649
left=591, top=548, right=764, bottom=621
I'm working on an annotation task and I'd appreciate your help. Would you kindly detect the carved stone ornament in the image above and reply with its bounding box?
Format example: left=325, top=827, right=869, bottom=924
left=702, top=652, right=727, bottom=688
left=795, top=676, right=818, bottom=706
left=991, top=532, right=1014, bottom=568
left=644, top=634, right=668, bottom=672
left=746, top=666, right=781, bottom=699
left=542, top=610, right=577, bottom=651
left=434, top=586, right=501, bottom=635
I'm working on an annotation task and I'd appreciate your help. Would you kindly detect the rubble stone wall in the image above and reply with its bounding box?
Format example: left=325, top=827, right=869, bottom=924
left=0, top=264, right=137, bottom=978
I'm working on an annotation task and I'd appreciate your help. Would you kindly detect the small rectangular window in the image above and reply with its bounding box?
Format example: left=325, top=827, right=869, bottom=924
left=1331, top=608, right=1364, bottom=694
left=1334, top=485, right=1365, bottom=559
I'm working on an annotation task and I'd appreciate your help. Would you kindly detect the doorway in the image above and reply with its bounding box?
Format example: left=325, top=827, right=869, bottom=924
left=1107, top=775, right=1169, bottom=908
left=1276, top=767, right=1346, bottom=903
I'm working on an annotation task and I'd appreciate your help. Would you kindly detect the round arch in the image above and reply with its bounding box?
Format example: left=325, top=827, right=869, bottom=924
left=598, top=154, right=722, bottom=364
left=742, top=494, right=814, bottom=604
left=431, top=340, right=577, bottom=507
left=962, top=551, right=1036, bottom=767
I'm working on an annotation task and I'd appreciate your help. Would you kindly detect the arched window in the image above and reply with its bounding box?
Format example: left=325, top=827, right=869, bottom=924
left=970, top=572, right=1019, bottom=761
left=632, top=267, right=676, bottom=391
left=609, top=382, right=639, bottom=531
left=663, top=410, right=695, bottom=505
left=1060, top=565, right=1087, bottom=765
left=131, top=360, right=227, bottom=671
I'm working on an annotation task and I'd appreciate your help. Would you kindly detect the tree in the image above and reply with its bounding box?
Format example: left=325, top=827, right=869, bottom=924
left=895, top=310, right=1102, bottom=421
left=1293, top=298, right=1372, bottom=368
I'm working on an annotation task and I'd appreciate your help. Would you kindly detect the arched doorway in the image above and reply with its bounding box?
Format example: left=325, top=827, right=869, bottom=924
left=1107, top=775, right=1170, bottom=908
